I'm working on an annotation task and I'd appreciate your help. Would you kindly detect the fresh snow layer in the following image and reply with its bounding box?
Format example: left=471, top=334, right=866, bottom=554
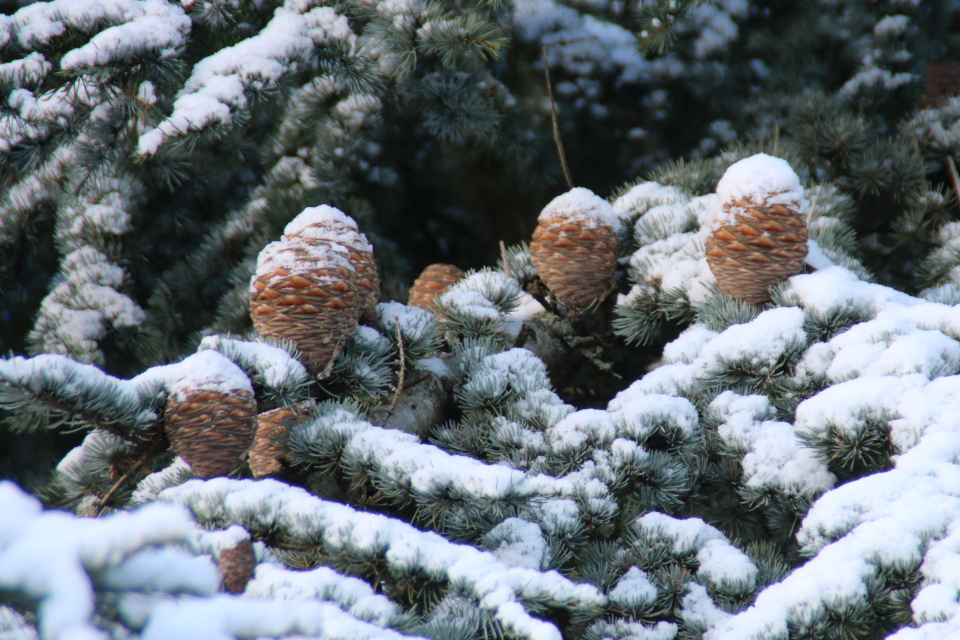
left=0, top=481, right=203, bottom=640
left=198, top=335, right=309, bottom=391
left=246, top=564, right=401, bottom=627
left=138, top=1, right=354, bottom=154
left=636, top=513, right=756, bottom=590
left=486, top=518, right=549, bottom=570
left=283, top=205, right=373, bottom=252
left=285, top=205, right=358, bottom=235
left=615, top=263, right=960, bottom=638
left=158, top=478, right=606, bottom=640
left=138, top=596, right=422, bottom=640
left=711, top=392, right=834, bottom=497
left=2, top=0, right=189, bottom=53
left=538, top=187, right=620, bottom=229
left=150, top=350, right=254, bottom=402
left=712, top=153, right=809, bottom=228
left=254, top=235, right=354, bottom=277
left=29, top=246, right=145, bottom=366
left=608, top=567, right=657, bottom=607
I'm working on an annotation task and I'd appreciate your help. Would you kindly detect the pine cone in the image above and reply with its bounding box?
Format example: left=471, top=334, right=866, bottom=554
left=408, top=263, right=466, bottom=309
left=286, top=205, right=380, bottom=322
left=250, top=209, right=363, bottom=372
left=706, top=154, right=809, bottom=305
left=530, top=188, right=619, bottom=312
left=219, top=538, right=256, bottom=594
left=249, top=401, right=314, bottom=478
left=164, top=352, right=257, bottom=479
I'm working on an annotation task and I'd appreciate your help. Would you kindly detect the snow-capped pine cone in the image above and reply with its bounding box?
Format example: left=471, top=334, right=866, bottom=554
left=530, top=188, right=619, bottom=312
left=408, top=263, right=466, bottom=309
left=284, top=205, right=380, bottom=324
left=250, top=223, right=361, bottom=373
left=165, top=388, right=257, bottom=479
left=706, top=155, right=809, bottom=305
left=248, top=400, right=314, bottom=478
left=219, top=538, right=256, bottom=594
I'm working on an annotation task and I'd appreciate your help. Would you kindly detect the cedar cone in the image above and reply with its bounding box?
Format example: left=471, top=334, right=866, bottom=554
left=164, top=352, right=257, bottom=479
left=285, top=205, right=380, bottom=323
left=219, top=538, right=256, bottom=594
left=249, top=401, right=315, bottom=478
left=408, top=264, right=466, bottom=309
left=706, top=154, right=809, bottom=305
left=530, top=188, right=619, bottom=312
left=250, top=210, right=363, bottom=373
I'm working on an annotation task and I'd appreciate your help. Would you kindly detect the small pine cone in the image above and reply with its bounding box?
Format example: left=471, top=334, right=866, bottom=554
left=248, top=401, right=314, bottom=478
left=530, top=188, right=619, bottom=311
left=285, top=205, right=380, bottom=323
left=250, top=210, right=364, bottom=372
left=219, top=538, right=256, bottom=594
left=706, top=154, right=809, bottom=305
left=164, top=351, right=257, bottom=479
left=408, top=264, right=466, bottom=309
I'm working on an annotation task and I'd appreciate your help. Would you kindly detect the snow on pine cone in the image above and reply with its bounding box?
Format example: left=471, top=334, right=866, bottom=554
left=408, top=263, right=466, bottom=309
left=282, top=206, right=381, bottom=322
left=248, top=400, right=315, bottom=478
left=530, top=188, right=620, bottom=312
left=219, top=538, right=257, bottom=594
left=705, top=154, right=809, bottom=305
left=250, top=207, right=366, bottom=372
left=163, top=351, right=257, bottom=479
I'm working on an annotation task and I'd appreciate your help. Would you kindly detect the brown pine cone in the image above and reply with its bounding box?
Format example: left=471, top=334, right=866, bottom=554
left=250, top=216, right=361, bottom=373
left=219, top=538, right=256, bottom=594
left=706, top=154, right=809, bottom=305
left=530, top=188, right=619, bottom=312
left=408, top=264, right=466, bottom=309
left=284, top=206, right=380, bottom=323
left=164, top=351, right=257, bottom=479
left=248, top=400, right=315, bottom=478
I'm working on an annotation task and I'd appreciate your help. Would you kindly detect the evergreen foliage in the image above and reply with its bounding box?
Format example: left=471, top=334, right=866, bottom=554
left=6, top=1, right=960, bottom=640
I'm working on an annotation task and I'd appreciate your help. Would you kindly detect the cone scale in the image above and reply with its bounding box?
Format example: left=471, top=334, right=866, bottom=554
left=250, top=206, right=376, bottom=372
left=529, top=188, right=619, bottom=312
left=248, top=401, right=314, bottom=478
left=408, top=263, right=466, bottom=309
left=163, top=351, right=257, bottom=479
left=706, top=155, right=809, bottom=305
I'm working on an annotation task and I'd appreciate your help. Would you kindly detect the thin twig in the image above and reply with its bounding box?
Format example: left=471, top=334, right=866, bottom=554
left=500, top=240, right=513, bottom=279
left=542, top=46, right=573, bottom=190
left=384, top=323, right=406, bottom=422
left=947, top=156, right=960, bottom=218
left=542, top=36, right=599, bottom=47
left=95, top=435, right=163, bottom=516
left=773, top=121, right=780, bottom=157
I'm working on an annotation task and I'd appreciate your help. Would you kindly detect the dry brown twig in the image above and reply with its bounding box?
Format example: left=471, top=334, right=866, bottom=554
left=384, top=322, right=406, bottom=421
left=542, top=46, right=573, bottom=190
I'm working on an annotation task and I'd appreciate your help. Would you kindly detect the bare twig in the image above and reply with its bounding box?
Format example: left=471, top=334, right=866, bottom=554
left=773, top=121, right=780, bottom=157
left=500, top=240, right=513, bottom=279
left=542, top=46, right=573, bottom=190
left=95, top=435, right=163, bottom=516
left=947, top=156, right=960, bottom=218
left=384, top=323, right=406, bottom=422
left=542, top=36, right=599, bottom=47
